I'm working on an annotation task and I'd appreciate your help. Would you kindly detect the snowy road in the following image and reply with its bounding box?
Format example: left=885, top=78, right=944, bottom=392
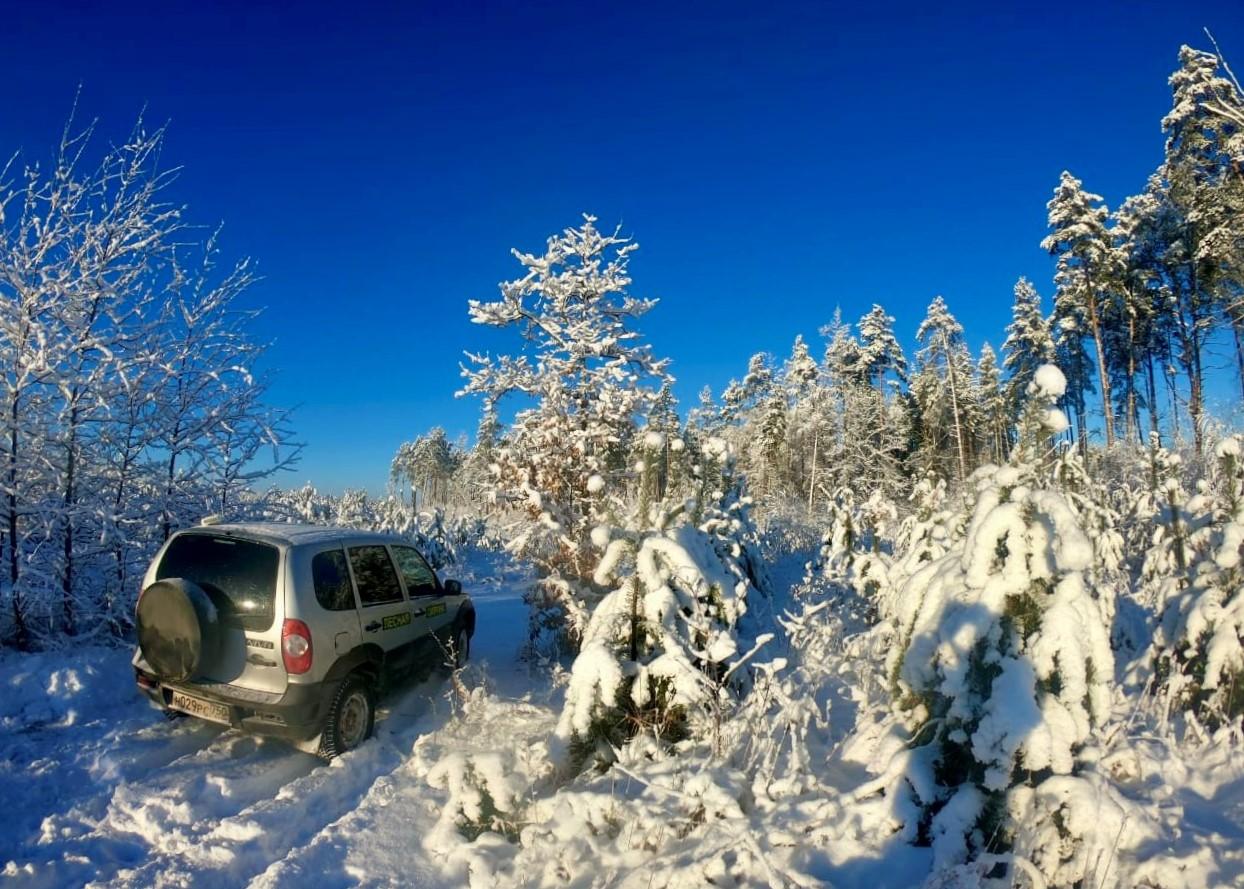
left=0, top=551, right=543, bottom=889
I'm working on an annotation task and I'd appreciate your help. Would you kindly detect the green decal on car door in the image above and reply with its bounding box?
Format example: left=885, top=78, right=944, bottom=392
left=381, top=611, right=412, bottom=630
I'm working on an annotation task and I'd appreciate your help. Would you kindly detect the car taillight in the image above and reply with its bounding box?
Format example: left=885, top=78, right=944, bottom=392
left=281, top=619, right=313, bottom=674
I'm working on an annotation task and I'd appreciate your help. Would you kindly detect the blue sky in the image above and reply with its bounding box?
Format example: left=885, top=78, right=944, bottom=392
left=5, top=1, right=1243, bottom=493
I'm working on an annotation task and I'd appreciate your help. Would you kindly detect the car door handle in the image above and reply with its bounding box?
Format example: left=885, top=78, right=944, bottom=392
left=410, top=608, right=425, bottom=617
left=364, top=621, right=382, bottom=633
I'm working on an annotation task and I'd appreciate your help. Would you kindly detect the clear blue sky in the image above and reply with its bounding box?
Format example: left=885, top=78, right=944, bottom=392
left=5, top=1, right=1242, bottom=493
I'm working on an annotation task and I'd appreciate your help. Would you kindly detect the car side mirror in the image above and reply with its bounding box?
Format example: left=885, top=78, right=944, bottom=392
left=444, top=579, right=462, bottom=595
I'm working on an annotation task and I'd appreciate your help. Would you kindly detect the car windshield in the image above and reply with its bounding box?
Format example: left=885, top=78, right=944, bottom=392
left=156, top=534, right=280, bottom=631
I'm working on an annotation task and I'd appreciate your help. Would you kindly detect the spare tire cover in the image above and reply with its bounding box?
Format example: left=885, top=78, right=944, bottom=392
left=137, top=579, right=223, bottom=682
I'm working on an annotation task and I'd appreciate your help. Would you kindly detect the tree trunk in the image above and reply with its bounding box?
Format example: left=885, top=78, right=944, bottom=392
left=163, top=447, right=178, bottom=542
left=62, top=408, right=78, bottom=635
left=946, top=354, right=969, bottom=482
left=1233, top=317, right=1244, bottom=402
left=807, top=427, right=818, bottom=515
left=1145, top=353, right=1161, bottom=446
left=7, top=391, right=22, bottom=647
left=1085, top=292, right=1116, bottom=448
left=1165, top=357, right=1181, bottom=443
left=1125, top=310, right=1139, bottom=446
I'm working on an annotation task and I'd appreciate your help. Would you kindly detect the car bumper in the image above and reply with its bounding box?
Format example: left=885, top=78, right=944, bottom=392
left=134, top=666, right=338, bottom=742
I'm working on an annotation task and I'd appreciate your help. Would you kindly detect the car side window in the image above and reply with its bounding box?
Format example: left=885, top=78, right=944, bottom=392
left=391, top=546, right=439, bottom=597
left=312, top=549, right=355, bottom=612
left=348, top=545, right=404, bottom=606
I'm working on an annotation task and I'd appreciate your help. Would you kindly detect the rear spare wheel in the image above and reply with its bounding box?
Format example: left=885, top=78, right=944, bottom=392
left=137, top=579, right=224, bottom=682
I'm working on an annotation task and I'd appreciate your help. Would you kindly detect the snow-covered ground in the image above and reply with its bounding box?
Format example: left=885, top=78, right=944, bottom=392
left=0, top=550, right=547, bottom=889
left=5, top=545, right=1244, bottom=889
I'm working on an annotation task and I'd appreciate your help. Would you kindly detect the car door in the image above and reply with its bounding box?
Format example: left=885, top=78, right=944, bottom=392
left=308, top=545, right=363, bottom=663
left=345, top=542, right=418, bottom=680
left=390, top=545, right=454, bottom=669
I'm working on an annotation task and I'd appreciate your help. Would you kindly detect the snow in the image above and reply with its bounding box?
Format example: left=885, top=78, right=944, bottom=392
left=1032, top=363, right=1067, bottom=398
left=1042, top=406, right=1070, bottom=434
left=4, top=521, right=1244, bottom=889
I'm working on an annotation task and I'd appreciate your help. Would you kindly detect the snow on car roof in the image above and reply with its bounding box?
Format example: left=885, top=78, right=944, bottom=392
left=178, top=522, right=401, bottom=547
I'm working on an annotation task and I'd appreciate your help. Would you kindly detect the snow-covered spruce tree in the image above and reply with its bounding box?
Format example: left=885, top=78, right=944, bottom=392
left=1151, top=434, right=1244, bottom=732
left=976, top=343, right=1009, bottom=465
left=1001, top=277, right=1056, bottom=424
left=883, top=364, right=1119, bottom=882
left=803, top=487, right=895, bottom=622
left=809, top=308, right=908, bottom=506
left=555, top=431, right=766, bottom=768
left=459, top=217, right=671, bottom=652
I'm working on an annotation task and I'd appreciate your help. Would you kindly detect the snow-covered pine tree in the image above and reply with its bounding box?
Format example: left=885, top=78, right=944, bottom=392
left=857, top=303, right=908, bottom=391
left=913, top=296, right=975, bottom=482
left=781, top=334, right=820, bottom=507
left=391, top=427, right=462, bottom=511
left=883, top=364, right=1118, bottom=882
left=1001, top=277, right=1055, bottom=426
left=1161, top=46, right=1244, bottom=448
left=1043, top=171, right=1118, bottom=449
left=752, top=392, right=788, bottom=499
left=1110, top=190, right=1168, bottom=446
left=458, top=216, right=671, bottom=650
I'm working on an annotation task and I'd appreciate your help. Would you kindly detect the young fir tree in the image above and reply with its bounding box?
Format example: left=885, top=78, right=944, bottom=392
left=1043, top=171, right=1118, bottom=448
left=1152, top=434, right=1244, bottom=732
left=556, top=432, right=763, bottom=767
left=884, top=365, right=1117, bottom=882
left=975, top=344, right=1009, bottom=465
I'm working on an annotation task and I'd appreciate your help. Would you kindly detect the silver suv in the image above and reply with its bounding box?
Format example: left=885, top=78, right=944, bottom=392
left=132, top=522, right=475, bottom=757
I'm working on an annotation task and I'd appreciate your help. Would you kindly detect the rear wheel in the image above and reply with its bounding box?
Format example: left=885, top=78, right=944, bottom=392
left=317, top=675, right=374, bottom=760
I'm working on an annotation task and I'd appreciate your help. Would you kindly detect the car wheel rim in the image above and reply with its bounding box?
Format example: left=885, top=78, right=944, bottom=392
left=338, top=690, right=369, bottom=749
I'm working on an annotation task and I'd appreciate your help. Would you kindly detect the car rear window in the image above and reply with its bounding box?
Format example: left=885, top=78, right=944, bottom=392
left=156, top=534, right=280, bottom=631
left=312, top=549, right=355, bottom=612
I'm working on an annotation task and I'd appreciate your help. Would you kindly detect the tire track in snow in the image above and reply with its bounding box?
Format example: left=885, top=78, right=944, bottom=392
left=91, top=681, right=454, bottom=889
left=3, top=551, right=536, bottom=889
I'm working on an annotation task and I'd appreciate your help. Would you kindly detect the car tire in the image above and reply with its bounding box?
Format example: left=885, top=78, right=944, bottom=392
left=317, top=675, right=375, bottom=760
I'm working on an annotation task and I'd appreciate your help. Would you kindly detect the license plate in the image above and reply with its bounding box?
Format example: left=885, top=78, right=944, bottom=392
left=169, top=690, right=231, bottom=725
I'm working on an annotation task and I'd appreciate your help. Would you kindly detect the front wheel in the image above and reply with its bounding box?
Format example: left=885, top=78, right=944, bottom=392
left=318, top=675, right=374, bottom=760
